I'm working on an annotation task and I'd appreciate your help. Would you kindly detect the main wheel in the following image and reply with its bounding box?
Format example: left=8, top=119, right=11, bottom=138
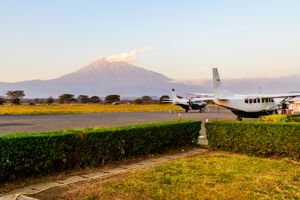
left=185, top=109, right=188, bottom=113
left=237, top=116, right=242, bottom=121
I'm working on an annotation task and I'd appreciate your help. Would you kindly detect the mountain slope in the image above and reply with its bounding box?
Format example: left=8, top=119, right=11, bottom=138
left=0, top=59, right=299, bottom=98
left=0, top=60, right=200, bottom=98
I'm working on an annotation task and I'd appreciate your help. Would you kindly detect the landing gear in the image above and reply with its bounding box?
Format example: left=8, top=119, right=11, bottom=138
left=185, top=109, right=188, bottom=113
left=237, top=116, right=242, bottom=121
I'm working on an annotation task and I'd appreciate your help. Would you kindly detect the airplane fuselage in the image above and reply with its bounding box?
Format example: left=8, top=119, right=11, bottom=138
left=213, top=97, right=280, bottom=118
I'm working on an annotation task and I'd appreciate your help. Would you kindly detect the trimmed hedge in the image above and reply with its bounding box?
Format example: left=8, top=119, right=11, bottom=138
left=260, top=114, right=300, bottom=122
left=206, top=121, right=300, bottom=159
left=0, top=120, right=200, bottom=183
left=260, top=115, right=287, bottom=122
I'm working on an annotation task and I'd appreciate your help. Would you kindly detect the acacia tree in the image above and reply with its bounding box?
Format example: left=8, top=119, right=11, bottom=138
left=105, top=95, right=120, bottom=104
left=90, top=96, right=102, bottom=103
left=47, top=96, right=55, bottom=105
left=134, top=98, right=143, bottom=104
left=58, top=94, right=74, bottom=104
left=78, top=95, right=90, bottom=104
left=6, top=90, right=25, bottom=105
left=0, top=96, right=5, bottom=105
left=141, top=96, right=152, bottom=104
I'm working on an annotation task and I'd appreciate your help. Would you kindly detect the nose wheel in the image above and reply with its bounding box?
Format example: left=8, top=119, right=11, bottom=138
left=237, top=116, right=242, bottom=121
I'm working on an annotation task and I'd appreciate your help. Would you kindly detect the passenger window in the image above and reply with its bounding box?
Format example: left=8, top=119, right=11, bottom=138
left=249, top=99, right=252, bottom=103
left=245, top=99, right=248, bottom=103
left=254, top=99, right=256, bottom=103
left=262, top=98, right=264, bottom=103
left=258, top=98, right=260, bottom=103
left=266, top=99, right=268, bottom=103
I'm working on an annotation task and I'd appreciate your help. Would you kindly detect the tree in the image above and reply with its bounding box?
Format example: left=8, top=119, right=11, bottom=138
left=141, top=96, right=152, bottom=104
left=0, top=97, right=5, bottom=105
left=134, top=98, right=143, bottom=104
left=6, top=90, right=25, bottom=105
left=58, top=94, right=74, bottom=104
left=78, top=95, right=90, bottom=104
left=105, top=95, right=120, bottom=104
left=47, top=96, right=55, bottom=105
left=90, top=96, right=102, bottom=104
left=159, top=95, right=170, bottom=104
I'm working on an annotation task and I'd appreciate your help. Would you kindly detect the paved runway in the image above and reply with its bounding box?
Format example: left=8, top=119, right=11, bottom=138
left=0, top=109, right=235, bottom=135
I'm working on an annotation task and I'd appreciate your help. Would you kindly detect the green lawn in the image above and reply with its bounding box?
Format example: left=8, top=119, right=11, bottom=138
left=66, top=151, right=300, bottom=200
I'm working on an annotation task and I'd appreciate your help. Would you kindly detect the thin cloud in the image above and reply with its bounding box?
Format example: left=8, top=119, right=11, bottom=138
left=104, top=47, right=150, bottom=63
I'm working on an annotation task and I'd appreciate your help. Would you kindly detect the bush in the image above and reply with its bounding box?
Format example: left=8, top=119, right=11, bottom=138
left=260, top=115, right=287, bottom=122
left=206, top=121, right=300, bottom=159
left=11, top=98, right=21, bottom=105
left=261, top=114, right=300, bottom=123
left=0, top=120, right=200, bottom=183
left=287, top=114, right=300, bottom=122
left=0, top=97, right=5, bottom=105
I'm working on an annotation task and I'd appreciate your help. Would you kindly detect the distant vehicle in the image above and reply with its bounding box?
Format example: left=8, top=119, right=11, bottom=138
left=112, top=102, right=119, bottom=105
left=192, top=68, right=300, bottom=120
left=165, top=89, right=209, bottom=113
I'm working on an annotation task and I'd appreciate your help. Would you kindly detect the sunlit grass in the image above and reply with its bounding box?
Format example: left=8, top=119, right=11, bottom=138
left=66, top=152, right=300, bottom=200
left=0, top=104, right=182, bottom=115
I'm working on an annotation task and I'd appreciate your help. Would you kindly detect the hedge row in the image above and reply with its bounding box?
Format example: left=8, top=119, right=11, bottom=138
left=260, top=114, right=300, bottom=122
left=0, top=120, right=201, bottom=183
left=206, top=121, right=300, bottom=159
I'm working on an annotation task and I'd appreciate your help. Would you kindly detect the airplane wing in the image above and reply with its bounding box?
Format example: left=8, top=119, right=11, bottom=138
left=248, top=93, right=300, bottom=99
left=215, top=93, right=300, bottom=100
left=194, top=97, right=214, bottom=101
left=188, top=93, right=214, bottom=97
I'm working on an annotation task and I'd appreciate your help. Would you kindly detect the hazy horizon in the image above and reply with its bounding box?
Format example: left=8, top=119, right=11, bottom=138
left=1, top=0, right=300, bottom=82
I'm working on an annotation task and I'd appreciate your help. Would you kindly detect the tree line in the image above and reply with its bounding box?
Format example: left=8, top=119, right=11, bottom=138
left=0, top=90, right=170, bottom=105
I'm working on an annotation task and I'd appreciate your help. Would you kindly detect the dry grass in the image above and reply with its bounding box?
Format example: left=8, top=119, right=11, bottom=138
left=0, top=104, right=181, bottom=115
left=42, top=151, right=300, bottom=200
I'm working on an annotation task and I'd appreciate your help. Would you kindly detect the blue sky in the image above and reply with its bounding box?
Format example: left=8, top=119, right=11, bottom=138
left=1, top=0, right=300, bottom=82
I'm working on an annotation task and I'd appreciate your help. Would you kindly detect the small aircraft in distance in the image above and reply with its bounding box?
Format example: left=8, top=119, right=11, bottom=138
left=165, top=89, right=209, bottom=113
left=192, top=68, right=300, bottom=120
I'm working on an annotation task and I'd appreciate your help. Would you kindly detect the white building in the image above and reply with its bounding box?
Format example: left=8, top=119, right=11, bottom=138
left=290, top=101, right=300, bottom=113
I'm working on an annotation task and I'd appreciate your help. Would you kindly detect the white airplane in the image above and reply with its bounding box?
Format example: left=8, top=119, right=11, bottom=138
left=193, top=68, right=300, bottom=120
left=166, top=89, right=208, bottom=112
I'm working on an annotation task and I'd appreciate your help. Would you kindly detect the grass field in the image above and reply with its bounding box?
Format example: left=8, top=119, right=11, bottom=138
left=0, top=104, right=182, bottom=115
left=63, top=151, right=300, bottom=200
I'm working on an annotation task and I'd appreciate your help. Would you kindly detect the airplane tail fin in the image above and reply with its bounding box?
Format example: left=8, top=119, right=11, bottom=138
left=213, top=68, right=234, bottom=98
left=170, top=88, right=179, bottom=101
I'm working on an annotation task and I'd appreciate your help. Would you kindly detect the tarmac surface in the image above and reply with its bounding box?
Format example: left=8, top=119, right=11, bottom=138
left=0, top=109, right=235, bottom=135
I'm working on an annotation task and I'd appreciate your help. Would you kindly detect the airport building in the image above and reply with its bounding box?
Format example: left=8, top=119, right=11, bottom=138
left=290, top=101, right=300, bottom=113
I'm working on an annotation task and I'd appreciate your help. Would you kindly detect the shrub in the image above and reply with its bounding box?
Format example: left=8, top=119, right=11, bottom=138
left=47, top=96, right=55, bottom=105
left=287, top=114, right=300, bottom=122
left=206, top=121, right=300, bottom=159
left=11, top=98, right=21, bottom=105
left=260, top=114, right=287, bottom=122
left=261, top=114, right=300, bottom=123
left=0, top=97, right=5, bottom=105
left=0, top=120, right=200, bottom=183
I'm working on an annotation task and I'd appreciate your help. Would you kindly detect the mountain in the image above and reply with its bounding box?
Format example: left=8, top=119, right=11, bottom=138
left=0, top=59, right=201, bottom=98
left=0, top=59, right=299, bottom=98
